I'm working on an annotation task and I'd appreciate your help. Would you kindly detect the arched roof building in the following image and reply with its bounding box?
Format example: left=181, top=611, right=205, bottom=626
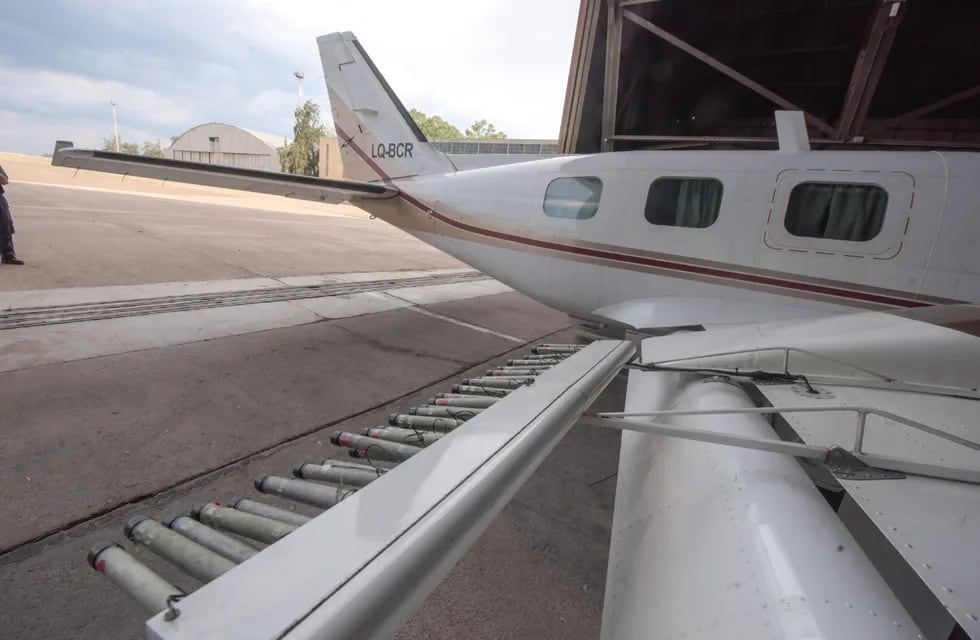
left=167, top=123, right=289, bottom=172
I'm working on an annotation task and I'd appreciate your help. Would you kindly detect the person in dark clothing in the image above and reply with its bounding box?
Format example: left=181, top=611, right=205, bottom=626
left=0, top=165, right=24, bottom=265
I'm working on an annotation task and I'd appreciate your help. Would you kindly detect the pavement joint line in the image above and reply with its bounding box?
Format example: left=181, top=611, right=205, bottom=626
left=0, top=272, right=487, bottom=329
left=401, top=304, right=525, bottom=344
left=0, top=327, right=569, bottom=562
left=0, top=284, right=486, bottom=375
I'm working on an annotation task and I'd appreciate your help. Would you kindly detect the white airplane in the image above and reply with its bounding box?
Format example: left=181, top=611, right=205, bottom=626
left=56, top=32, right=980, bottom=640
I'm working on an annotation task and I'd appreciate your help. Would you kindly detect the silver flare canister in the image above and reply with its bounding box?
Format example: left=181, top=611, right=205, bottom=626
left=88, top=542, right=183, bottom=614
left=163, top=514, right=257, bottom=564
left=125, top=516, right=236, bottom=582
left=192, top=502, right=296, bottom=545
left=230, top=496, right=312, bottom=527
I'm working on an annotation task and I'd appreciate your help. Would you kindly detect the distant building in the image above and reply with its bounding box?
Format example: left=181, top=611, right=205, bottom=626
left=168, top=123, right=289, bottom=172
left=429, top=139, right=559, bottom=156
left=317, top=136, right=560, bottom=178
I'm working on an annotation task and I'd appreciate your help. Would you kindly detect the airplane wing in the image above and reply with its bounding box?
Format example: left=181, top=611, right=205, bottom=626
left=86, top=341, right=634, bottom=639
left=83, top=304, right=980, bottom=639
left=51, top=146, right=399, bottom=204
left=590, top=307, right=980, bottom=640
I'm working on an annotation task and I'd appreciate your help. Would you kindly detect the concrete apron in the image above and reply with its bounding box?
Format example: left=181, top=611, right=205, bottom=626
left=0, top=269, right=516, bottom=372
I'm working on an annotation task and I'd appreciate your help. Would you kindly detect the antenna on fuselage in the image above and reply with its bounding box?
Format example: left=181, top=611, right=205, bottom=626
left=775, top=111, right=810, bottom=152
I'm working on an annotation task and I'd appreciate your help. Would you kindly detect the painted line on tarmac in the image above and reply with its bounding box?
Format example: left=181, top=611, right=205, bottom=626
left=402, top=305, right=524, bottom=343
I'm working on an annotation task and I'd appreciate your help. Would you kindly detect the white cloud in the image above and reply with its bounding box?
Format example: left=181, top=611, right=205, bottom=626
left=242, top=0, right=580, bottom=138
left=0, top=62, right=192, bottom=126
left=0, top=110, right=167, bottom=153
left=0, top=0, right=580, bottom=152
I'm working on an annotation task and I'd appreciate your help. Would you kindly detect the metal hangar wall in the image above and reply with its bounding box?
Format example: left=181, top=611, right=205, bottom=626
left=560, top=0, right=980, bottom=153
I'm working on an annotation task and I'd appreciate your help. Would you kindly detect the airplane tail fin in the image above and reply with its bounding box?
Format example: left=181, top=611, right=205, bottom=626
left=317, top=32, right=456, bottom=182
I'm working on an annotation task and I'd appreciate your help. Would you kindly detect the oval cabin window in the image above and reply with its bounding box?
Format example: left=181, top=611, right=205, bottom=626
left=543, top=177, right=602, bottom=220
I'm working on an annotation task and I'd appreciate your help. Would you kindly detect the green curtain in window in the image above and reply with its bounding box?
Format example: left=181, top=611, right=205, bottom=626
left=675, top=179, right=723, bottom=228
left=786, top=183, right=887, bottom=241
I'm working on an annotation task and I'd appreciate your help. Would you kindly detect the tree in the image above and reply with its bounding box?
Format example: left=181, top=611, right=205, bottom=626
left=101, top=136, right=168, bottom=157
left=278, top=100, right=327, bottom=176
left=102, top=136, right=139, bottom=154
left=465, top=119, right=507, bottom=140
left=410, top=108, right=462, bottom=139
left=142, top=141, right=164, bottom=158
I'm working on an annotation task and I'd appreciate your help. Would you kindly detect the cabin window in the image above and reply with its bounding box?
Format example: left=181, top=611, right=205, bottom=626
left=784, top=182, right=888, bottom=242
left=644, top=178, right=723, bottom=228
left=543, top=177, right=602, bottom=219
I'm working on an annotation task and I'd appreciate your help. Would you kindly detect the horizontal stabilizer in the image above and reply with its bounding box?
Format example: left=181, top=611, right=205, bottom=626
left=51, top=146, right=399, bottom=204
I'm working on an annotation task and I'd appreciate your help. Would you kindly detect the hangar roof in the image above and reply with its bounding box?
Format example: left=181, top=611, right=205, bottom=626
left=168, top=123, right=289, bottom=153
left=561, top=0, right=980, bottom=153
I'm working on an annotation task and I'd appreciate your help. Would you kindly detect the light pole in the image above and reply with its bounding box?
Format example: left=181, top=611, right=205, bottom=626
left=293, top=71, right=304, bottom=107
left=110, top=100, right=120, bottom=152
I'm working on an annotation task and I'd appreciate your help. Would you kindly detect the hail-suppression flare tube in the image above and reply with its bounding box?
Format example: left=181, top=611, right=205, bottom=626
left=164, top=514, right=258, bottom=564
left=230, top=496, right=312, bottom=527
left=294, top=460, right=381, bottom=487
left=461, top=376, right=534, bottom=388
left=125, top=516, right=236, bottom=583
left=255, top=474, right=355, bottom=510
left=507, top=358, right=561, bottom=367
left=428, top=395, right=498, bottom=408
left=193, top=502, right=296, bottom=545
left=362, top=426, right=444, bottom=447
left=451, top=384, right=512, bottom=397
left=388, top=413, right=462, bottom=432
left=485, top=367, right=547, bottom=376
left=331, top=431, right=422, bottom=462
left=88, top=542, right=183, bottom=614
left=408, top=405, right=483, bottom=419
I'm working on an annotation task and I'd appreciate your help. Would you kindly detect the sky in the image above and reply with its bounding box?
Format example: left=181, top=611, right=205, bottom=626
left=0, top=0, right=580, bottom=154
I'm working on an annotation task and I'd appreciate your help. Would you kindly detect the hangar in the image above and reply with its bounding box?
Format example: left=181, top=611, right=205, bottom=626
left=560, top=0, right=980, bottom=153
left=167, top=123, right=288, bottom=172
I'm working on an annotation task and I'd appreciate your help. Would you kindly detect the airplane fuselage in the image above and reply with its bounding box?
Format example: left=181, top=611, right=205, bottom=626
left=349, top=148, right=980, bottom=326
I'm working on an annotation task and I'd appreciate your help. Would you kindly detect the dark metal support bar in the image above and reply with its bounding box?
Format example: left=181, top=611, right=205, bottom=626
left=622, top=9, right=836, bottom=137
left=836, top=1, right=906, bottom=140
left=874, top=83, right=980, bottom=131
left=560, top=0, right=602, bottom=154
left=609, top=133, right=980, bottom=150
left=601, top=0, right=623, bottom=152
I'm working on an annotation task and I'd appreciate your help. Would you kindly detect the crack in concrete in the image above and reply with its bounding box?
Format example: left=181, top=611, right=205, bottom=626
left=332, top=323, right=472, bottom=366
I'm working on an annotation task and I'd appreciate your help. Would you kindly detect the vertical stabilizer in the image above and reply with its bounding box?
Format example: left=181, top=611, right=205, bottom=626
left=317, top=32, right=456, bottom=182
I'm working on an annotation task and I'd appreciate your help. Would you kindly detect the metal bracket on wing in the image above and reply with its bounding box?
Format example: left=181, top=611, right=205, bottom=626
left=584, top=406, right=980, bottom=485
left=635, top=346, right=980, bottom=401
left=823, top=447, right=905, bottom=481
